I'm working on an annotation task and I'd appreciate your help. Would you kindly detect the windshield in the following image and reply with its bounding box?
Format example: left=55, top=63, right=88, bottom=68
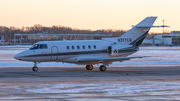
left=29, top=44, right=48, bottom=50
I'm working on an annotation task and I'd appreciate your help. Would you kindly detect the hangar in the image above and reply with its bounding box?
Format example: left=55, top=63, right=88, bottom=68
left=154, top=31, right=180, bottom=45
left=143, top=31, right=180, bottom=46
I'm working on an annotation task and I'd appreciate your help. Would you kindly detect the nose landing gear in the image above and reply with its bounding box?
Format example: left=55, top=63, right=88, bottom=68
left=32, top=62, right=38, bottom=72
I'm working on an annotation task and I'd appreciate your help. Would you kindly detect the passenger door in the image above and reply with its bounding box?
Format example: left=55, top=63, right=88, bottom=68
left=50, top=46, right=58, bottom=61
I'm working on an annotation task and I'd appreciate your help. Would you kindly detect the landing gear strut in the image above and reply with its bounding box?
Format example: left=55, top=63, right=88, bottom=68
left=86, top=65, right=93, bottom=70
left=99, top=65, right=106, bottom=72
left=32, top=62, right=38, bottom=72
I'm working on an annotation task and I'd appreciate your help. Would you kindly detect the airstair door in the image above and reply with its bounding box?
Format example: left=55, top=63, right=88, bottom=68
left=50, top=46, right=58, bottom=61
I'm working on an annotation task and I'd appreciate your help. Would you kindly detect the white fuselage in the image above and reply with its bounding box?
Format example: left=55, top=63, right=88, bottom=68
left=14, top=40, right=138, bottom=64
left=13, top=17, right=159, bottom=72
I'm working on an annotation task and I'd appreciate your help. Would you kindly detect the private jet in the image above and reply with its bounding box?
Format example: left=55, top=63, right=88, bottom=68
left=14, top=16, right=168, bottom=72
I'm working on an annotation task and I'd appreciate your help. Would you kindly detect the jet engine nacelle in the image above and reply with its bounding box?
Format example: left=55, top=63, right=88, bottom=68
left=107, top=44, right=137, bottom=57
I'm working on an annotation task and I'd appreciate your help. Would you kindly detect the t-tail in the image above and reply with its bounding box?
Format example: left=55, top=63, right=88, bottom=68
left=102, top=16, right=168, bottom=47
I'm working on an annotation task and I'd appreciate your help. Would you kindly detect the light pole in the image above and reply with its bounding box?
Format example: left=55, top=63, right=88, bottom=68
left=163, top=20, right=164, bottom=46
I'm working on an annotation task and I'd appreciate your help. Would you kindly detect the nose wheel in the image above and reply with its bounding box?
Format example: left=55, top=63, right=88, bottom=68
left=32, top=66, right=38, bottom=72
left=86, top=65, right=93, bottom=70
left=32, top=62, right=38, bottom=72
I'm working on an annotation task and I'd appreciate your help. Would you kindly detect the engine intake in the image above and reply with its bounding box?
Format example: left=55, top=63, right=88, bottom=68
left=107, top=44, right=138, bottom=57
left=107, top=46, right=112, bottom=54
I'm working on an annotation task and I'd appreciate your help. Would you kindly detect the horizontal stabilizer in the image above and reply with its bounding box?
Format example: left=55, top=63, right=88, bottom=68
left=136, top=25, right=169, bottom=28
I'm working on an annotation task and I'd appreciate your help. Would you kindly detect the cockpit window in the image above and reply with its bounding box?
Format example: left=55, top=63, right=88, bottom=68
left=30, top=44, right=39, bottom=50
left=29, top=44, right=48, bottom=50
left=40, top=44, right=44, bottom=49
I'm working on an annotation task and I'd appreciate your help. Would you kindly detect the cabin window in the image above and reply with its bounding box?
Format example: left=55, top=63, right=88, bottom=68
left=44, top=44, right=48, bottom=49
left=40, top=44, right=44, bottom=49
left=82, top=45, right=85, bottom=49
left=88, top=45, right=91, bottom=49
left=77, top=46, right=80, bottom=49
left=72, top=46, right=75, bottom=50
left=67, top=46, right=69, bottom=50
left=93, top=45, right=96, bottom=49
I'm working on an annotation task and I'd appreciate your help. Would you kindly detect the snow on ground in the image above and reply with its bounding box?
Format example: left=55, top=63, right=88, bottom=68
left=25, top=81, right=180, bottom=94
left=0, top=50, right=25, bottom=54
left=0, top=45, right=31, bottom=48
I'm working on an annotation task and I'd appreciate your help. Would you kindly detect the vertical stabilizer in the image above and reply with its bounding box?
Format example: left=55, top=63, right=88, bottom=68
left=102, top=17, right=157, bottom=46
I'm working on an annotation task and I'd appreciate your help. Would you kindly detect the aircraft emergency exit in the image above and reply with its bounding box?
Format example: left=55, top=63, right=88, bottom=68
left=14, top=16, right=168, bottom=72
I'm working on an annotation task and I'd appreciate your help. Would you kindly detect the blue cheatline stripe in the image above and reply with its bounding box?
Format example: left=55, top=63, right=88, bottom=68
left=24, top=46, right=138, bottom=57
left=24, top=50, right=107, bottom=57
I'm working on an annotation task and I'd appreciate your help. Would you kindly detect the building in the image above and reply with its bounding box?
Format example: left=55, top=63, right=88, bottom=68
left=14, top=33, right=112, bottom=45
left=154, top=31, right=180, bottom=46
left=142, top=31, right=180, bottom=46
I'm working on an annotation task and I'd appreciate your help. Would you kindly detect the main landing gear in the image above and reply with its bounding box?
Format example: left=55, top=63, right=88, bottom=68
left=32, top=62, right=38, bottom=72
left=85, top=65, right=107, bottom=72
left=99, top=65, right=106, bottom=72
left=86, top=65, right=93, bottom=70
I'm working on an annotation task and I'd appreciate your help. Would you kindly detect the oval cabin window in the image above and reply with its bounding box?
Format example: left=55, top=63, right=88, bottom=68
left=72, top=46, right=75, bottom=50
left=93, top=45, right=96, bottom=49
left=67, top=46, right=69, bottom=50
left=77, top=46, right=80, bottom=49
left=82, top=45, right=85, bottom=49
left=88, top=45, right=91, bottom=49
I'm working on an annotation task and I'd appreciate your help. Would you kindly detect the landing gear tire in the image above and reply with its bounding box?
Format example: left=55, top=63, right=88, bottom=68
left=86, top=65, right=93, bottom=70
left=32, top=66, right=38, bottom=72
left=99, top=65, right=106, bottom=72
left=32, top=62, right=38, bottom=72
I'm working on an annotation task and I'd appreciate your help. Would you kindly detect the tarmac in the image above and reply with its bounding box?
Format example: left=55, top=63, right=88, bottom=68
left=1, top=46, right=180, bottom=100
left=0, top=66, right=180, bottom=100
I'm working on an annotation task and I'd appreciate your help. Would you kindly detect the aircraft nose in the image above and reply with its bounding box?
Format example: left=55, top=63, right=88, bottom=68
left=13, top=54, right=21, bottom=60
left=14, top=50, right=28, bottom=61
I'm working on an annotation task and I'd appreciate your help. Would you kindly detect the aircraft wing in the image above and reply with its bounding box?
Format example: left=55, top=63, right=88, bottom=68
left=77, top=56, right=146, bottom=62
